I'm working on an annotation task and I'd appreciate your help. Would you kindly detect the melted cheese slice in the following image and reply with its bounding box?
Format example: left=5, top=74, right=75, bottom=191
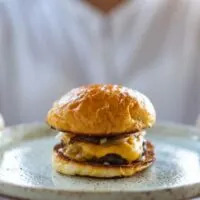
left=60, top=133, right=144, bottom=163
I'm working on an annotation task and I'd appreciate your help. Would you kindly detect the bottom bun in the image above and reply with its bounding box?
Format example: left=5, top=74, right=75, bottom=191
left=52, top=141, right=155, bottom=178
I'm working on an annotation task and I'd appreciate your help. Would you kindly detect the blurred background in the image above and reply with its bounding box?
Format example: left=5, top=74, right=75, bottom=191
left=0, top=0, right=200, bottom=127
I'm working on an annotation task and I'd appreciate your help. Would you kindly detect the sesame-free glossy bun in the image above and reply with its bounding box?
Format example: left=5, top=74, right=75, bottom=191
left=52, top=141, right=155, bottom=178
left=47, top=84, right=156, bottom=136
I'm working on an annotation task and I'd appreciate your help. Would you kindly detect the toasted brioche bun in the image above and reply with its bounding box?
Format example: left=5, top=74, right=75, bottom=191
left=52, top=141, right=155, bottom=178
left=47, top=84, right=156, bottom=136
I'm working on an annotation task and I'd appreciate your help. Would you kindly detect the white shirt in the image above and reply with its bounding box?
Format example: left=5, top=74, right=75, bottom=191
left=0, top=0, right=200, bottom=125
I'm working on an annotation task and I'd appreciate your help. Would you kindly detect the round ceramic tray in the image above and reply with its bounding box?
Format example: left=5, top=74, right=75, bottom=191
left=0, top=123, right=199, bottom=200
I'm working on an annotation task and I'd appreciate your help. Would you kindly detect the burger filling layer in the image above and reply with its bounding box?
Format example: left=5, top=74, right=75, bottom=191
left=56, top=132, right=145, bottom=165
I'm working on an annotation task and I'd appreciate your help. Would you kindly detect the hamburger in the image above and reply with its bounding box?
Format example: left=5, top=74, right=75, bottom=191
left=47, top=84, right=156, bottom=178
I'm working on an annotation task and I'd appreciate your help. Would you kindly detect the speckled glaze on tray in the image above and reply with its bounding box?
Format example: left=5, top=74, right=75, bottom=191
left=0, top=123, right=199, bottom=200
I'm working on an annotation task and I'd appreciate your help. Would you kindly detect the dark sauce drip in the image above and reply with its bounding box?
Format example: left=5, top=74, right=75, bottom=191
left=69, top=133, right=141, bottom=145
left=90, top=154, right=129, bottom=165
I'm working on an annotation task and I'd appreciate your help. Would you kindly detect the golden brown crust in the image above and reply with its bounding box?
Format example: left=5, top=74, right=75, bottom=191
left=52, top=141, right=155, bottom=178
left=47, top=84, right=156, bottom=136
